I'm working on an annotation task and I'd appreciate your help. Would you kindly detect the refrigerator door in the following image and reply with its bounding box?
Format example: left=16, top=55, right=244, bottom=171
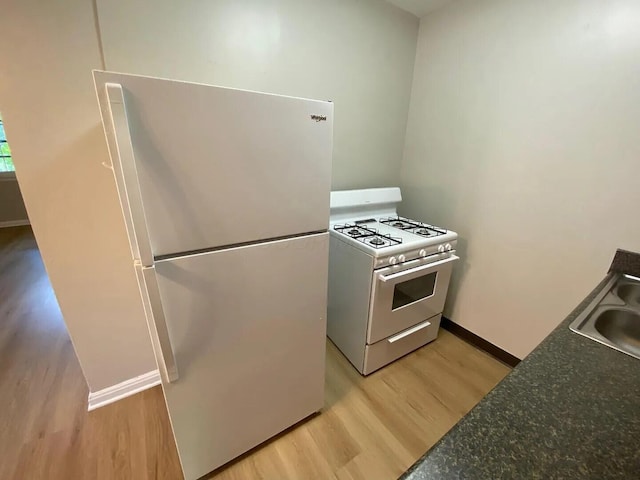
left=94, top=70, right=333, bottom=258
left=152, top=232, right=329, bottom=480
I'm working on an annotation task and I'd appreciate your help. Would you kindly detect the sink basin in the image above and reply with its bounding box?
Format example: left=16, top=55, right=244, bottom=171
left=593, top=309, right=640, bottom=357
left=570, top=275, right=640, bottom=360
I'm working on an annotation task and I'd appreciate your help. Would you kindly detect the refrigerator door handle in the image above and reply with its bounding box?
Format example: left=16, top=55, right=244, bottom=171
left=138, top=264, right=179, bottom=383
left=104, top=82, right=154, bottom=267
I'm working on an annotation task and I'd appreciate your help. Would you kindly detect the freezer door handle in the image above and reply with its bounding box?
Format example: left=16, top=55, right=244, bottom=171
left=140, top=265, right=179, bottom=383
left=104, top=82, right=154, bottom=267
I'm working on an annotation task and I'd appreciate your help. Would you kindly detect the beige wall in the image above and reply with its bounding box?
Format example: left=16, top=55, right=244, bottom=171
left=96, top=0, right=419, bottom=190
left=0, top=177, right=28, bottom=225
left=0, top=0, right=157, bottom=392
left=0, top=0, right=419, bottom=393
left=400, top=0, right=640, bottom=358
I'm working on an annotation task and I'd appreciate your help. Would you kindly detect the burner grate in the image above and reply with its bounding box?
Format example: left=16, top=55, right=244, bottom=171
left=334, top=223, right=402, bottom=248
left=334, top=223, right=378, bottom=238
left=361, top=233, right=402, bottom=248
left=379, top=216, right=446, bottom=238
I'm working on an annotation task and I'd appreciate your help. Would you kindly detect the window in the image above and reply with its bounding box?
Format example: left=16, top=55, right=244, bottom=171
left=0, top=114, right=15, bottom=173
left=392, top=272, right=437, bottom=310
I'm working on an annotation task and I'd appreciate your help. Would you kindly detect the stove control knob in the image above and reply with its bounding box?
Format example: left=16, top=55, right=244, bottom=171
left=445, top=243, right=452, bottom=251
left=389, top=256, right=397, bottom=265
left=398, top=254, right=406, bottom=263
left=419, top=249, right=427, bottom=257
left=438, top=245, right=445, bottom=253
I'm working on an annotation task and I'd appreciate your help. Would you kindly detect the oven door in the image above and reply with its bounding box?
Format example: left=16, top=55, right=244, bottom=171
left=367, top=253, right=459, bottom=344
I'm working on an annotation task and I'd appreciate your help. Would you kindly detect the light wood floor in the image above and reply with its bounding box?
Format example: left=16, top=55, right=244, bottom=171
left=1, top=226, right=511, bottom=480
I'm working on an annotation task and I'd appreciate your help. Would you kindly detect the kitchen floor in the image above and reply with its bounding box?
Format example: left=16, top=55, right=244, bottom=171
left=0, top=227, right=511, bottom=480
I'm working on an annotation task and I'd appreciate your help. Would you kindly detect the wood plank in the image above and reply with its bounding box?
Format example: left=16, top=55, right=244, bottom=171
left=1, top=226, right=511, bottom=479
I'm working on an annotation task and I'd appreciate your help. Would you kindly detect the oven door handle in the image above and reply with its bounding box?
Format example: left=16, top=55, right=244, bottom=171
left=378, top=254, right=459, bottom=283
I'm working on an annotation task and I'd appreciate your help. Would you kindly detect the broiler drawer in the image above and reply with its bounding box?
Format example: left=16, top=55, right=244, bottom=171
left=362, top=315, right=441, bottom=375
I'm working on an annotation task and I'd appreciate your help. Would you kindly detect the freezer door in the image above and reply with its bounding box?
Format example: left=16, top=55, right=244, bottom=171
left=153, top=233, right=329, bottom=480
left=94, top=70, right=333, bottom=258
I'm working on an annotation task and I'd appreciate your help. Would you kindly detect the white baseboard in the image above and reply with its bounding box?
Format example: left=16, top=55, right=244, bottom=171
left=88, top=370, right=161, bottom=411
left=0, top=219, right=30, bottom=228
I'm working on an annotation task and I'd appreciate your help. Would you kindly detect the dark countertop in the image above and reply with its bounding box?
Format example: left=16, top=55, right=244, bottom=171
left=401, top=268, right=640, bottom=479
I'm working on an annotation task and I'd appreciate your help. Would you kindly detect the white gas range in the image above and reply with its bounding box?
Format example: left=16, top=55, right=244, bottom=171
left=327, top=187, right=459, bottom=375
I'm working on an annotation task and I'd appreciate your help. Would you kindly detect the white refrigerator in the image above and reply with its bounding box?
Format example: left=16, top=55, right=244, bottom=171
left=93, top=70, right=333, bottom=480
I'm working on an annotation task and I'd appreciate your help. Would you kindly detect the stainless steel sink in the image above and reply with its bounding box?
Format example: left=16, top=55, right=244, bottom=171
left=570, top=274, right=640, bottom=360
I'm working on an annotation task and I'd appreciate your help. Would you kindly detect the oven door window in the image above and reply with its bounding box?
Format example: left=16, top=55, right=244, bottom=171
left=392, top=272, right=437, bottom=310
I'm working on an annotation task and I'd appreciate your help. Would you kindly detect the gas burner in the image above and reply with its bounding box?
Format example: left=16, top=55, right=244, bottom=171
left=360, top=234, right=402, bottom=249
left=334, top=224, right=377, bottom=238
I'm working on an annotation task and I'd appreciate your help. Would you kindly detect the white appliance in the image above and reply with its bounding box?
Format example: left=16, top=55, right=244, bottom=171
left=327, top=188, right=458, bottom=375
left=93, top=70, right=333, bottom=480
